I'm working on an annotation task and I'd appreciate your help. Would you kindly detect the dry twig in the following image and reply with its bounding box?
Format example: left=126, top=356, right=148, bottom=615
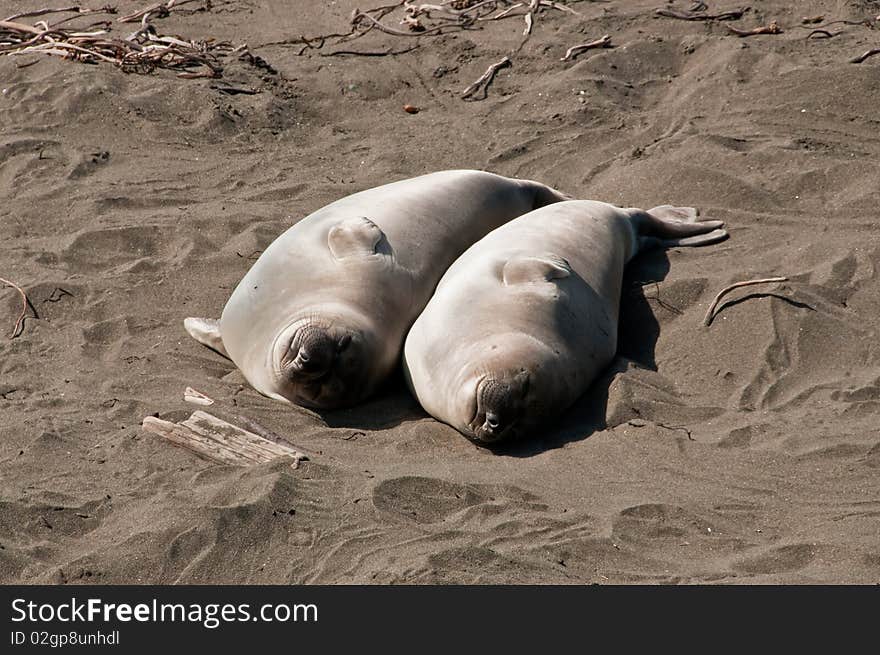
left=4, top=5, right=117, bottom=22
left=655, top=6, right=748, bottom=21
left=805, top=29, right=836, bottom=39
left=523, top=0, right=539, bottom=36
left=561, top=34, right=611, bottom=61
left=117, top=0, right=203, bottom=23
left=703, top=277, right=788, bottom=326
left=321, top=44, right=420, bottom=56
left=461, top=55, right=510, bottom=98
left=0, top=276, right=32, bottom=339
left=727, top=21, right=782, bottom=37
left=851, top=47, right=880, bottom=63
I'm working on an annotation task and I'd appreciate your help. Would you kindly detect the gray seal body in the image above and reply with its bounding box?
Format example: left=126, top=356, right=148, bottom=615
left=402, top=200, right=727, bottom=444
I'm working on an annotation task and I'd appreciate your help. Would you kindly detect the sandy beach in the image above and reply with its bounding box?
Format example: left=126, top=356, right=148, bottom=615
left=1, top=0, right=879, bottom=584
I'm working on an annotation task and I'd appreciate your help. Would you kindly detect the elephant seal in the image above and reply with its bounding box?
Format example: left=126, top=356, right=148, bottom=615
left=184, top=170, right=569, bottom=409
left=402, top=200, right=728, bottom=444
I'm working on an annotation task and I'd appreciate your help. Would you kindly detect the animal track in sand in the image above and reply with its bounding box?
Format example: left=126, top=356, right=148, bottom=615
left=732, top=543, right=819, bottom=575
left=372, top=476, right=486, bottom=524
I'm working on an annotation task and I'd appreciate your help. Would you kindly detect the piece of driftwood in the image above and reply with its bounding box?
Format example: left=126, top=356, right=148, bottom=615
left=461, top=55, right=510, bottom=98
left=560, top=34, right=612, bottom=61
left=703, top=276, right=788, bottom=326
left=727, top=21, right=782, bottom=37
left=184, top=386, right=214, bottom=406
left=850, top=47, right=880, bottom=64
left=0, top=276, right=33, bottom=339
left=207, top=407, right=319, bottom=460
left=143, top=410, right=308, bottom=468
left=655, top=6, right=748, bottom=21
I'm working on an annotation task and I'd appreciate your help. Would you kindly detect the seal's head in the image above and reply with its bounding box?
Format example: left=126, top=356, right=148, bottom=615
left=465, top=370, right=531, bottom=444
left=444, top=333, right=567, bottom=445
left=269, top=310, right=383, bottom=409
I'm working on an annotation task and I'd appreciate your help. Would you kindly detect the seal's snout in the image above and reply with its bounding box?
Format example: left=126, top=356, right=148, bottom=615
left=284, top=327, right=339, bottom=381
left=291, top=344, right=330, bottom=376
left=470, top=371, right=530, bottom=444
left=485, top=412, right=500, bottom=430
left=477, top=411, right=505, bottom=442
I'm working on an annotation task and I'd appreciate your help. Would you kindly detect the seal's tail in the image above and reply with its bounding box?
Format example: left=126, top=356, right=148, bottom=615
left=633, top=205, right=728, bottom=252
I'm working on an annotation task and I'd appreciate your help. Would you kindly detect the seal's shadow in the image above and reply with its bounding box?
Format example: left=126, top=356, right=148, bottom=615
left=321, top=249, right=673, bottom=454
left=319, top=366, right=424, bottom=430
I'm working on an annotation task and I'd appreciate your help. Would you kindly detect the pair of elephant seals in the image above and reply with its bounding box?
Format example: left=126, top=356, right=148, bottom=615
left=185, top=170, right=570, bottom=409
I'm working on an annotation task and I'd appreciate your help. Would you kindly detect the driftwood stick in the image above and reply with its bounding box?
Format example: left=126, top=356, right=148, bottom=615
left=655, top=6, right=748, bottom=21
left=143, top=410, right=308, bottom=468
left=0, top=276, right=32, bottom=339
left=3, top=5, right=115, bottom=22
left=484, top=2, right=524, bottom=21
left=541, top=0, right=579, bottom=15
left=351, top=9, right=448, bottom=37
left=209, top=407, right=318, bottom=459
left=181, top=411, right=304, bottom=462
left=142, top=416, right=259, bottom=465
left=18, top=40, right=121, bottom=63
left=320, top=44, right=420, bottom=56
left=461, top=55, right=510, bottom=98
left=703, top=277, right=788, bottom=326
left=727, top=21, right=782, bottom=37
left=851, top=47, right=880, bottom=64
left=117, top=0, right=203, bottom=23
left=0, top=20, right=45, bottom=34
left=523, top=0, right=539, bottom=37
left=561, top=34, right=611, bottom=61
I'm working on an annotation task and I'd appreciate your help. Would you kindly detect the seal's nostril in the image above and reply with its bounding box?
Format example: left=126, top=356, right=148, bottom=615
left=299, top=349, right=310, bottom=363
left=485, top=412, right=500, bottom=430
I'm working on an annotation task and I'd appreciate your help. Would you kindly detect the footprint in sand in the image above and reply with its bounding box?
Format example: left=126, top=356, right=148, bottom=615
left=372, top=476, right=486, bottom=524
left=732, top=544, right=817, bottom=575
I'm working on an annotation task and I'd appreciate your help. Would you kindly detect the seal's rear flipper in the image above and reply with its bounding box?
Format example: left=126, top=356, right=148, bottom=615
left=635, top=205, right=728, bottom=252
left=650, top=228, right=729, bottom=248
left=646, top=205, right=699, bottom=223
left=184, top=317, right=229, bottom=359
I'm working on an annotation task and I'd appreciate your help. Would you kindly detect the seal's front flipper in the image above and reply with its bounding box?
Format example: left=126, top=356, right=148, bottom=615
left=328, top=216, right=386, bottom=259
left=184, top=317, right=229, bottom=358
left=502, top=254, right=571, bottom=286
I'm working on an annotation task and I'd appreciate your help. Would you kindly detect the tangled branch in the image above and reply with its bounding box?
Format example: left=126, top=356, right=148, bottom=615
left=1, top=3, right=251, bottom=78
